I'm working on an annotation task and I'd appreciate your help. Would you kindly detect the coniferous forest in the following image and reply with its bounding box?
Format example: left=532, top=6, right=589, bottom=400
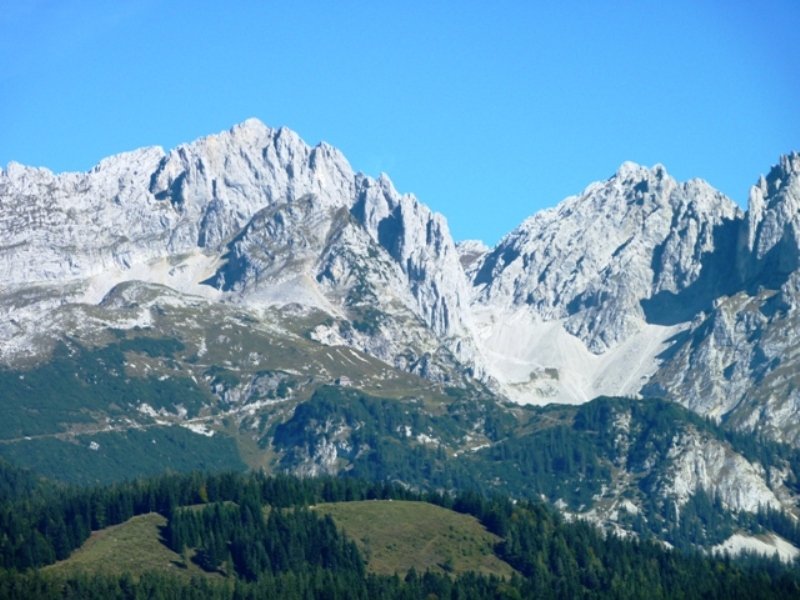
left=0, top=460, right=799, bottom=599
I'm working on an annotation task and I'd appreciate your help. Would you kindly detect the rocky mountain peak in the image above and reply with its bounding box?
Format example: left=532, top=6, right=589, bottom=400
left=4, top=120, right=800, bottom=446
left=743, top=153, right=800, bottom=277
left=767, top=151, right=800, bottom=194
left=0, top=120, right=482, bottom=385
left=148, top=119, right=357, bottom=248
left=2, top=161, right=51, bottom=180
left=612, top=160, right=669, bottom=185
left=471, top=163, right=739, bottom=352
left=350, top=172, right=473, bottom=341
left=466, top=163, right=743, bottom=405
left=230, top=116, right=270, bottom=134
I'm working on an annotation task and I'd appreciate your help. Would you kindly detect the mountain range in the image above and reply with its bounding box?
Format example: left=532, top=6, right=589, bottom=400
left=3, top=119, right=800, bottom=557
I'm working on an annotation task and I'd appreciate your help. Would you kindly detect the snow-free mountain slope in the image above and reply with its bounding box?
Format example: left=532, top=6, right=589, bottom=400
left=4, top=121, right=800, bottom=555
left=4, top=120, right=800, bottom=448
left=740, top=151, right=800, bottom=286
left=0, top=119, right=476, bottom=379
left=468, top=162, right=742, bottom=404
left=645, top=152, right=800, bottom=445
left=471, top=162, right=741, bottom=350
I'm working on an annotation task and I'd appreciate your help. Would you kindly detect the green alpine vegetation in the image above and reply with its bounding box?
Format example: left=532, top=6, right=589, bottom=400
left=0, top=467, right=799, bottom=598
left=44, top=513, right=217, bottom=580
left=314, top=500, right=516, bottom=577
left=3, top=324, right=800, bottom=574
left=4, top=343, right=800, bottom=554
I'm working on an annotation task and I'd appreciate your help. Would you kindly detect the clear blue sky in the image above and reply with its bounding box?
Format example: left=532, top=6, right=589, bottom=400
left=1, top=1, right=798, bottom=244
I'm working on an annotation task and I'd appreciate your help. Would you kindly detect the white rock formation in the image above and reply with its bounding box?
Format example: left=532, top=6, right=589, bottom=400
left=0, top=119, right=476, bottom=379
left=468, top=162, right=740, bottom=404
left=645, top=153, right=800, bottom=445
left=663, top=432, right=781, bottom=513
left=713, top=533, right=800, bottom=563
left=3, top=119, right=800, bottom=447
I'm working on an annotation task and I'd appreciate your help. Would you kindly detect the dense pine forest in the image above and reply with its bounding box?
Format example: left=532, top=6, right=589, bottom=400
left=0, top=460, right=799, bottom=599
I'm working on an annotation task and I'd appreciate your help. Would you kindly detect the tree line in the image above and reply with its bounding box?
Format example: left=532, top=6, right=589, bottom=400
left=0, top=462, right=799, bottom=598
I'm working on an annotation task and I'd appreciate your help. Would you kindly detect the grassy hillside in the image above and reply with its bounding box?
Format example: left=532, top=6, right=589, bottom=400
left=315, top=500, right=516, bottom=578
left=5, top=472, right=799, bottom=599
left=43, top=513, right=219, bottom=581
left=44, top=500, right=515, bottom=581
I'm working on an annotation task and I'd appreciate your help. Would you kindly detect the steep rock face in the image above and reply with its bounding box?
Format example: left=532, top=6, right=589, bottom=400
left=456, top=240, right=490, bottom=278
left=645, top=154, right=800, bottom=445
left=0, top=120, right=476, bottom=382
left=142, top=121, right=475, bottom=356
left=205, top=194, right=347, bottom=303
left=471, top=163, right=741, bottom=352
left=5, top=119, right=800, bottom=447
left=311, top=215, right=465, bottom=380
left=468, top=163, right=741, bottom=404
left=662, top=432, right=781, bottom=513
left=569, top=400, right=791, bottom=541
left=0, top=119, right=357, bottom=288
left=0, top=148, right=170, bottom=284
left=351, top=174, right=474, bottom=342
left=148, top=119, right=356, bottom=252
left=741, top=152, right=800, bottom=285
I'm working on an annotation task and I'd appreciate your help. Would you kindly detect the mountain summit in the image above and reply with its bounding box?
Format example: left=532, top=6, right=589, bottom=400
left=2, top=120, right=800, bottom=444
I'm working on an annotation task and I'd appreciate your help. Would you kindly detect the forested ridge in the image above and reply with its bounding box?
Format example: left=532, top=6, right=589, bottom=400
left=0, top=462, right=798, bottom=598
